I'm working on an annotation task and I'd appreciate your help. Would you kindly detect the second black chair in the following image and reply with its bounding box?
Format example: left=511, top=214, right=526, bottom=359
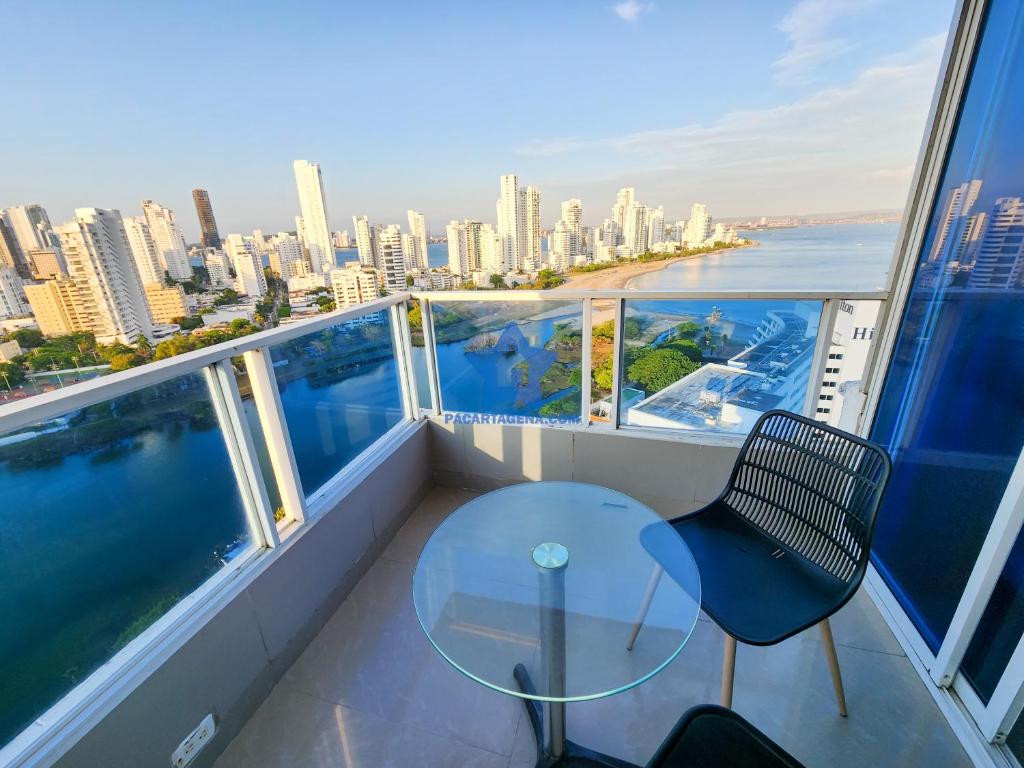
left=629, top=409, right=891, bottom=715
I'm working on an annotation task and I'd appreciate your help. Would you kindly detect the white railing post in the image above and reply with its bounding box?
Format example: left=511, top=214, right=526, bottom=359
left=204, top=360, right=280, bottom=548
left=243, top=346, right=307, bottom=524
left=580, top=298, right=592, bottom=427
left=802, top=298, right=841, bottom=419
left=390, top=303, right=419, bottom=421
left=420, top=298, right=442, bottom=414
left=611, top=298, right=625, bottom=429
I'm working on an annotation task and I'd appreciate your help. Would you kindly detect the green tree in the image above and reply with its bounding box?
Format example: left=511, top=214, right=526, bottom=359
left=489, top=274, right=509, bottom=289
left=0, top=362, right=26, bottom=389
left=314, top=295, right=336, bottom=313
left=659, top=337, right=702, bottom=363
left=675, top=320, right=701, bottom=338
left=593, top=319, right=615, bottom=341
left=627, top=348, right=700, bottom=394
left=593, top=357, right=614, bottom=390
left=408, top=303, right=423, bottom=329
left=11, top=328, right=44, bottom=348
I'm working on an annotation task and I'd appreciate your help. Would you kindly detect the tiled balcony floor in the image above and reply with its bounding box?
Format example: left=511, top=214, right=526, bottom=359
left=214, top=486, right=972, bottom=768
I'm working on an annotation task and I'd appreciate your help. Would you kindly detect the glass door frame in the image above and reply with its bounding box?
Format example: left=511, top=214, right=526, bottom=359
left=858, top=0, right=1024, bottom=757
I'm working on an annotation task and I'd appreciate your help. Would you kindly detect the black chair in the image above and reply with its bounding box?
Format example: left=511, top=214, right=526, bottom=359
left=646, top=704, right=806, bottom=767
left=629, top=409, right=891, bottom=716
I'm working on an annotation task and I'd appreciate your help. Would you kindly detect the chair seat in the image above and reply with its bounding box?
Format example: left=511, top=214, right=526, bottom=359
left=653, top=502, right=848, bottom=645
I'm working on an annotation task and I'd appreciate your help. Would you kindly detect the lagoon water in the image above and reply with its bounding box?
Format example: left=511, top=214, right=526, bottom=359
left=1, top=222, right=900, bottom=745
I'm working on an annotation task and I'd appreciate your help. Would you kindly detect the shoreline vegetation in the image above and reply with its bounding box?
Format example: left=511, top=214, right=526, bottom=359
left=556, top=240, right=757, bottom=291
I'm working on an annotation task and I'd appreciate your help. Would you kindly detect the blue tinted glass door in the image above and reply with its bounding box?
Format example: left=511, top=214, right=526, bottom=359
left=870, top=0, right=1024, bottom=653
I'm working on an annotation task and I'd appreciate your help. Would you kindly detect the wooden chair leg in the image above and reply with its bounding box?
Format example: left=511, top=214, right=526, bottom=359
left=820, top=618, right=848, bottom=717
left=721, top=634, right=737, bottom=708
left=626, top=565, right=664, bottom=651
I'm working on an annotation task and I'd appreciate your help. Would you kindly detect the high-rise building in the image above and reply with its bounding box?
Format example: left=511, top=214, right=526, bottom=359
left=27, top=248, right=66, bottom=279
left=333, top=230, right=351, bottom=249
left=0, top=268, right=29, bottom=318
left=497, top=174, right=525, bottom=272
left=225, top=234, right=267, bottom=298
left=123, top=215, right=163, bottom=286
left=401, top=233, right=417, bottom=271
left=524, top=187, right=542, bottom=272
left=464, top=220, right=483, bottom=272
left=50, top=208, right=153, bottom=343
left=330, top=263, right=379, bottom=308
left=24, top=279, right=86, bottom=336
left=202, top=248, right=232, bottom=288
left=478, top=223, right=504, bottom=274
left=192, top=189, right=222, bottom=249
left=447, top=220, right=469, bottom=277
left=375, top=224, right=407, bottom=293
left=4, top=205, right=61, bottom=259
left=623, top=201, right=649, bottom=256
left=142, top=200, right=192, bottom=281
left=353, top=215, right=376, bottom=268
left=648, top=206, right=666, bottom=245
left=0, top=217, right=31, bottom=279
left=929, top=180, right=984, bottom=263
left=406, top=210, right=429, bottom=271
left=269, top=233, right=308, bottom=280
left=293, top=160, right=334, bottom=273
left=685, top=203, right=712, bottom=246
left=969, top=197, right=1024, bottom=289
left=612, top=188, right=635, bottom=231
left=548, top=220, right=572, bottom=272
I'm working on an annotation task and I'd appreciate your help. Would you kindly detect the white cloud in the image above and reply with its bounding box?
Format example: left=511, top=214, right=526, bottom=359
left=773, top=0, right=880, bottom=85
left=514, top=34, right=945, bottom=214
left=612, top=0, right=652, bottom=22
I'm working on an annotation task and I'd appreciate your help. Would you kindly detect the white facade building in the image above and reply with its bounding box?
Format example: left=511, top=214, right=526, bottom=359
left=123, top=215, right=162, bottom=286
left=524, top=186, right=542, bottom=272
left=376, top=224, right=407, bottom=293
left=4, top=204, right=60, bottom=255
left=202, top=248, right=233, bottom=288
left=406, top=210, right=429, bottom=271
left=0, top=268, right=29, bottom=318
left=623, top=201, right=649, bottom=256
left=330, top=263, right=379, bottom=308
left=612, top=188, right=635, bottom=231
left=55, top=208, right=153, bottom=343
left=270, top=233, right=308, bottom=280
left=225, top=234, right=267, bottom=298
left=353, top=215, right=376, bottom=268
left=648, top=206, right=665, bottom=247
left=446, top=220, right=469, bottom=277
left=685, top=203, right=712, bottom=246
left=293, top=159, right=334, bottom=273
left=142, top=200, right=191, bottom=281
left=968, top=197, right=1024, bottom=289
left=815, top=301, right=880, bottom=429
left=497, top=174, right=525, bottom=272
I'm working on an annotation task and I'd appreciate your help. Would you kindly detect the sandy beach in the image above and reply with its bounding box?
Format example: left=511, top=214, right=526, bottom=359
left=553, top=242, right=756, bottom=291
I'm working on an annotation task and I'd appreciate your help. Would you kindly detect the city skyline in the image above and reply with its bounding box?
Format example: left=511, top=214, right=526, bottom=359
left=2, top=0, right=953, bottom=238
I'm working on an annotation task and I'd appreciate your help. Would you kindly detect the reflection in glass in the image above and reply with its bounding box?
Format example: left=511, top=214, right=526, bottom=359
left=588, top=299, right=618, bottom=424
left=270, top=311, right=405, bottom=496
left=618, top=300, right=821, bottom=434
left=431, top=300, right=583, bottom=421
left=0, top=373, right=252, bottom=746
left=870, top=0, right=1024, bottom=658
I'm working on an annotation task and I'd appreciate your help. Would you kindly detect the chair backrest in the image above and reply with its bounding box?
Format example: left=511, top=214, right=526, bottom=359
left=720, top=409, right=891, bottom=585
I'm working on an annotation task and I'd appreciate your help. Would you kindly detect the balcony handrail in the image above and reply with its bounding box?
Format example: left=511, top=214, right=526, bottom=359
left=411, top=288, right=889, bottom=302
left=0, top=292, right=412, bottom=435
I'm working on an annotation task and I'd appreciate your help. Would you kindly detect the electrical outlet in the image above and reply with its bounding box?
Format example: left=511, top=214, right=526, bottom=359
left=171, top=714, right=216, bottom=768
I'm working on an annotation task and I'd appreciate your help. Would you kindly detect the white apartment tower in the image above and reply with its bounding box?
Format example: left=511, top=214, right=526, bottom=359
left=330, top=263, right=380, bottom=309
left=648, top=206, right=665, bottom=246
left=524, top=186, right=542, bottom=272
left=225, top=234, right=267, bottom=298
left=497, top=174, right=525, bottom=272
left=141, top=200, right=191, bottom=281
left=270, top=233, right=308, bottom=280
left=969, top=197, right=1024, bottom=289
left=0, top=268, right=29, bottom=318
left=376, top=224, right=407, bottom=293
left=293, top=159, right=334, bottom=273
left=353, top=215, right=377, bottom=268
left=406, top=210, right=429, bottom=270
left=612, top=188, right=635, bottom=230
left=623, top=201, right=649, bottom=256
left=122, top=216, right=162, bottom=286
left=929, top=180, right=984, bottom=263
left=685, top=203, right=712, bottom=246
left=54, top=208, right=153, bottom=343
left=446, top=220, right=469, bottom=277
left=4, top=204, right=61, bottom=256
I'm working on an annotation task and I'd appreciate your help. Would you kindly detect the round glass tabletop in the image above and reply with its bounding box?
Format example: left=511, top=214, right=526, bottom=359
left=412, top=481, right=701, bottom=703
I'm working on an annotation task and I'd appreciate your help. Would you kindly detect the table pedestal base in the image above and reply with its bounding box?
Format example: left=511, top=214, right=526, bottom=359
left=513, top=664, right=639, bottom=768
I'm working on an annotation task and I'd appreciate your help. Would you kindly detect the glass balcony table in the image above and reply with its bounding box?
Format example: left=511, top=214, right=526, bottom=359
left=412, top=481, right=702, bottom=767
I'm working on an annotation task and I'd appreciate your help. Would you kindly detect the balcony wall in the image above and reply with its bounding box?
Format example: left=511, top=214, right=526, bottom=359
left=48, top=423, right=431, bottom=768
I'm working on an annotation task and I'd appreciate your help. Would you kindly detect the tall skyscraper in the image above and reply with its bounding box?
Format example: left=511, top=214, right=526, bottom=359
left=648, top=206, right=665, bottom=246
left=142, top=200, right=192, bottom=281
left=447, top=220, right=469, bottom=277
left=685, top=203, right=712, bottom=246
left=191, top=189, right=222, bottom=249
left=225, top=234, right=267, bottom=298
left=270, top=233, right=308, bottom=280
left=4, top=205, right=61, bottom=257
left=0, top=268, right=29, bottom=318
left=0, top=217, right=31, bottom=279
left=50, top=208, right=153, bottom=343
left=612, top=188, right=635, bottom=230
left=353, top=215, right=376, bottom=268
left=929, top=180, right=983, bottom=263
left=968, top=197, right=1024, bottom=289
left=406, top=210, right=429, bottom=271
left=497, top=174, right=525, bottom=272
left=123, top=216, right=162, bottom=285
left=376, top=225, right=407, bottom=292
left=623, top=201, right=649, bottom=255
left=524, top=187, right=542, bottom=272
left=293, top=160, right=334, bottom=273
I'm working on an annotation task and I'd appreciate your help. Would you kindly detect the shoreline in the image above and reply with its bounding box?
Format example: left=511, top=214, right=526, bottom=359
left=553, top=241, right=758, bottom=291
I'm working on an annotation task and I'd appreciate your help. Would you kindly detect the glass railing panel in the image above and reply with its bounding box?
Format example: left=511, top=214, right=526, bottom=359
left=232, top=359, right=285, bottom=522
left=588, top=299, right=618, bottom=425
left=0, top=372, right=254, bottom=747
left=618, top=299, right=823, bottom=434
left=430, top=299, right=584, bottom=422
left=407, top=300, right=433, bottom=411
left=268, top=310, right=406, bottom=497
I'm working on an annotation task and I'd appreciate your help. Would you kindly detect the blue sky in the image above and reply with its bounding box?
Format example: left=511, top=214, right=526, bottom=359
left=2, top=0, right=954, bottom=238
